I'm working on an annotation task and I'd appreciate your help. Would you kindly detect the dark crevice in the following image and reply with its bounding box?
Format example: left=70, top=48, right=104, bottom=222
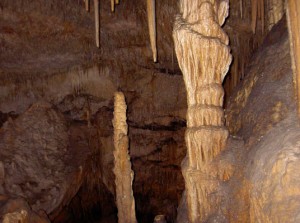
left=139, top=65, right=182, bottom=76
left=128, top=120, right=186, bottom=131
left=0, top=111, right=18, bottom=128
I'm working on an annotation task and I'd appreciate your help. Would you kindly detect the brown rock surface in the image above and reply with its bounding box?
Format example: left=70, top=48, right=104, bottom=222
left=0, top=101, right=90, bottom=219
left=0, top=196, right=50, bottom=223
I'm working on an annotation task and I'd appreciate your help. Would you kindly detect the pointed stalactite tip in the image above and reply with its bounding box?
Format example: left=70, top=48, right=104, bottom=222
left=111, top=0, right=115, bottom=12
left=147, top=0, right=158, bottom=63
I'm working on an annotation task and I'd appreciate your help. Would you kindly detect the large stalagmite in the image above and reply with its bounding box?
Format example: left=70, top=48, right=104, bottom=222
left=173, top=0, right=232, bottom=222
left=113, top=92, right=137, bottom=223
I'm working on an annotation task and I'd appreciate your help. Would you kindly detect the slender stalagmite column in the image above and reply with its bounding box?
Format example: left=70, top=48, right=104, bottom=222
left=94, top=0, right=100, bottom=48
left=113, top=92, right=137, bottom=223
left=147, top=0, right=157, bottom=62
left=173, top=1, right=232, bottom=222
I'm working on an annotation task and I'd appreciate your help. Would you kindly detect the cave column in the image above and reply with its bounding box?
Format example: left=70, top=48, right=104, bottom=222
left=113, top=92, right=137, bottom=223
left=286, top=0, right=300, bottom=118
left=173, top=0, right=232, bottom=222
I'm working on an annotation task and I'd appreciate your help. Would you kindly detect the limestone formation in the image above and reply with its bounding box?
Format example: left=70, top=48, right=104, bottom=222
left=113, top=92, right=137, bottom=223
left=154, top=215, right=167, bottom=223
left=111, top=0, right=115, bottom=12
left=94, top=0, right=100, bottom=47
left=251, top=0, right=264, bottom=33
left=173, top=0, right=232, bottom=222
left=147, top=0, right=157, bottom=62
left=85, top=0, right=89, bottom=11
left=267, top=0, right=284, bottom=30
left=286, top=0, right=300, bottom=116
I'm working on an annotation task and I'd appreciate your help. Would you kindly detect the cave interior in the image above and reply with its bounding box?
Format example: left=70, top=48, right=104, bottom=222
left=0, top=0, right=300, bottom=223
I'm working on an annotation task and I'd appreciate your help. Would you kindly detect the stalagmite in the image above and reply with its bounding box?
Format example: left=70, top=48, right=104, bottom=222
left=94, top=0, right=100, bottom=48
left=113, top=92, right=137, bottom=223
left=287, top=0, right=300, bottom=117
left=85, top=0, right=89, bottom=12
left=147, top=0, right=157, bottom=62
left=154, top=215, right=167, bottom=223
left=173, top=0, right=232, bottom=222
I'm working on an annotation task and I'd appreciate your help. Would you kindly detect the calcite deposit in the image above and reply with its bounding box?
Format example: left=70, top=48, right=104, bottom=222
left=0, top=0, right=299, bottom=223
left=173, top=0, right=232, bottom=222
left=147, top=0, right=157, bottom=62
left=113, top=92, right=137, bottom=223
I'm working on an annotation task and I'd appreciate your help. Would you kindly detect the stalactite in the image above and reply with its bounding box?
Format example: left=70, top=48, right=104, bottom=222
left=113, top=92, right=137, bottom=223
left=251, top=0, right=265, bottom=33
left=115, top=0, right=119, bottom=4
left=251, top=0, right=258, bottom=33
left=111, top=0, right=115, bottom=12
left=173, top=0, right=232, bottom=222
left=85, top=0, right=89, bottom=12
left=240, top=0, right=243, bottom=19
left=286, top=0, right=300, bottom=117
left=147, top=0, right=157, bottom=62
left=94, top=0, right=100, bottom=48
left=260, top=0, right=264, bottom=33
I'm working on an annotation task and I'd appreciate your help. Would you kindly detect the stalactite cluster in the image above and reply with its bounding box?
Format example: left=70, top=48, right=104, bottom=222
left=251, top=0, right=265, bottom=33
left=111, top=0, right=120, bottom=12
left=173, top=0, right=232, bottom=222
left=287, top=0, right=300, bottom=116
left=113, top=92, right=137, bottom=223
left=224, top=0, right=285, bottom=100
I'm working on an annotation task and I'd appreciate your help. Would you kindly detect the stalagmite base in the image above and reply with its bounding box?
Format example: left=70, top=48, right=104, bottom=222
left=113, top=92, right=137, bottom=223
left=173, top=0, right=232, bottom=222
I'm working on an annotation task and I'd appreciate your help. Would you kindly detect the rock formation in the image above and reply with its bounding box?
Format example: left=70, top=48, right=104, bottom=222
left=153, top=215, right=166, bottom=223
left=94, top=0, right=100, bottom=48
left=173, top=0, right=232, bottom=222
left=267, top=0, right=284, bottom=30
left=147, top=0, right=157, bottom=62
left=287, top=0, right=300, bottom=116
left=85, top=0, right=89, bottom=11
left=0, top=101, right=91, bottom=220
left=113, top=92, right=137, bottom=223
left=0, top=196, right=50, bottom=223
